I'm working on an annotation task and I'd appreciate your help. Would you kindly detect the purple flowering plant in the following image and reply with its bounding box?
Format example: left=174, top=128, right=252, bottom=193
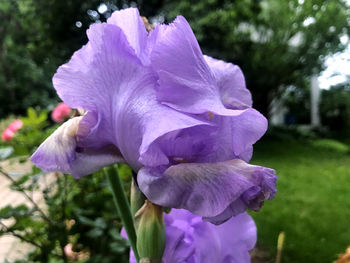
left=31, top=8, right=277, bottom=262
left=125, top=209, right=257, bottom=263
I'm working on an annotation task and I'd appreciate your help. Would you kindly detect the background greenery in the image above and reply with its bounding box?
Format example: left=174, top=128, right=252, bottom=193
left=0, top=110, right=131, bottom=262
left=1, top=114, right=350, bottom=263
left=1, top=0, right=349, bottom=119
left=252, top=135, right=350, bottom=263
left=1, top=0, right=350, bottom=262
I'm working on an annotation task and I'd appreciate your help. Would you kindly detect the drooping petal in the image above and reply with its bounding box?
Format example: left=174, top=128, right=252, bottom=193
left=52, top=22, right=209, bottom=171
left=107, top=8, right=149, bottom=65
left=204, top=55, right=252, bottom=109
left=70, top=146, right=124, bottom=178
left=31, top=117, right=81, bottom=174
left=30, top=117, right=123, bottom=178
left=138, top=159, right=276, bottom=223
left=151, top=16, right=245, bottom=116
left=205, top=168, right=277, bottom=224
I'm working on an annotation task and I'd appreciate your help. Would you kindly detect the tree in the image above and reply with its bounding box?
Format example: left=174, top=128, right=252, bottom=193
left=0, top=0, right=52, bottom=117
left=1, top=0, right=349, bottom=117
left=0, top=0, right=168, bottom=116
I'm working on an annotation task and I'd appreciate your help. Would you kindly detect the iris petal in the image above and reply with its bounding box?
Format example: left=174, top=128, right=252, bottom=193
left=30, top=117, right=123, bottom=178
left=107, top=8, right=149, bottom=65
left=151, top=16, right=246, bottom=116
left=138, top=159, right=276, bottom=222
left=204, top=55, right=252, bottom=109
left=51, top=18, right=209, bottom=172
left=125, top=209, right=256, bottom=263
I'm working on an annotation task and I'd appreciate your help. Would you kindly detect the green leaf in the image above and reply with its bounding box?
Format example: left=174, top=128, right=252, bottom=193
left=27, top=107, right=37, bottom=121
left=12, top=174, right=30, bottom=188
left=87, top=228, right=104, bottom=238
left=110, top=241, right=127, bottom=254
left=0, top=205, right=30, bottom=219
left=0, top=147, right=14, bottom=160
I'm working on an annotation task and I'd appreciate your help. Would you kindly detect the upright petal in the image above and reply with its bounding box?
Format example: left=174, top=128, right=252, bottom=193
left=151, top=16, right=245, bottom=116
left=52, top=22, right=209, bottom=171
left=53, top=23, right=138, bottom=112
left=204, top=55, right=252, bottom=109
left=138, top=159, right=276, bottom=223
left=107, top=8, right=149, bottom=65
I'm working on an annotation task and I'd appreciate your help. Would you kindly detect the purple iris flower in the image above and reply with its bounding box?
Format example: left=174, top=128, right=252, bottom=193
left=31, top=8, right=276, bottom=223
left=124, top=209, right=257, bottom=263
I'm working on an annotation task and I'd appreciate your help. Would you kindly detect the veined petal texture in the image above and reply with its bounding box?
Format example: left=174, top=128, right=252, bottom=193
left=49, top=12, right=210, bottom=171
left=138, top=159, right=276, bottom=223
left=31, top=7, right=276, bottom=223
left=126, top=209, right=257, bottom=263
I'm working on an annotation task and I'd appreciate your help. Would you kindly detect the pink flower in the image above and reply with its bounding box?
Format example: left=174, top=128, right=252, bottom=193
left=8, top=120, right=23, bottom=132
left=64, top=243, right=89, bottom=260
left=64, top=243, right=75, bottom=259
left=52, top=103, right=71, bottom=123
left=1, top=128, right=15, bottom=141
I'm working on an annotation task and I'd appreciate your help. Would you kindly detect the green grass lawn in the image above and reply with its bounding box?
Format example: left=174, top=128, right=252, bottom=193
left=251, top=138, right=350, bottom=263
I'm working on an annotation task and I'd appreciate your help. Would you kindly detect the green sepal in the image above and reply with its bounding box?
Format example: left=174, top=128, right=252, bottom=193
left=136, top=200, right=165, bottom=261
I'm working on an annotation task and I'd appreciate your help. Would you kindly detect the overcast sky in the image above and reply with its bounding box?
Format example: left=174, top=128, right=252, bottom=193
left=318, top=40, right=350, bottom=89
left=318, top=1, right=350, bottom=89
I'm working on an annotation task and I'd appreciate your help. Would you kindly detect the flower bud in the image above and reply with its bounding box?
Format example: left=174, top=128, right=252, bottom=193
left=136, top=200, right=165, bottom=262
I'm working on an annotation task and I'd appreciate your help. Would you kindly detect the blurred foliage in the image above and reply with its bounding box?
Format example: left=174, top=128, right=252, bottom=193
left=282, top=84, right=311, bottom=124
left=1, top=0, right=349, bottom=117
left=0, top=0, right=162, bottom=117
left=0, top=171, right=130, bottom=263
left=265, top=125, right=318, bottom=141
left=320, top=82, right=350, bottom=138
left=0, top=109, right=131, bottom=262
left=0, top=0, right=52, bottom=117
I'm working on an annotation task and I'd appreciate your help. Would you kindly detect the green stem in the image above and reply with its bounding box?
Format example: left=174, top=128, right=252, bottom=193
left=131, top=179, right=146, bottom=217
left=104, top=166, right=140, bottom=263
